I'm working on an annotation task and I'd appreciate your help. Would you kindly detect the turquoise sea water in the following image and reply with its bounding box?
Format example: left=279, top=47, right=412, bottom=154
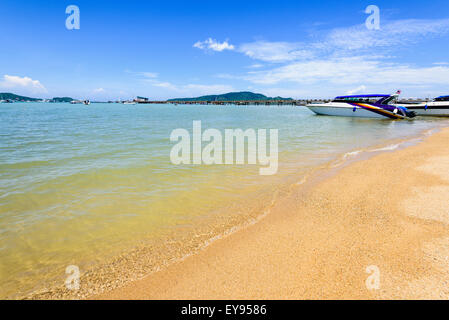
left=0, top=102, right=446, bottom=298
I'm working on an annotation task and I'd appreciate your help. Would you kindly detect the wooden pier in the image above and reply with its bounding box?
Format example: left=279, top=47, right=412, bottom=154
left=134, top=99, right=332, bottom=106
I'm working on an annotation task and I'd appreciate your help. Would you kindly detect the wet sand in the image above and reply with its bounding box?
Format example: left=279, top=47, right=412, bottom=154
left=96, top=127, right=449, bottom=300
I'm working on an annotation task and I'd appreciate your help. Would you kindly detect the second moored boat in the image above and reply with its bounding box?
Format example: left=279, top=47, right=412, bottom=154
left=395, top=95, right=449, bottom=117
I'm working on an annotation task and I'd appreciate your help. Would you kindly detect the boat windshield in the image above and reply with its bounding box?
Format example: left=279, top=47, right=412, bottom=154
left=332, top=96, right=387, bottom=104
left=435, top=96, right=449, bottom=102
left=380, top=96, right=398, bottom=105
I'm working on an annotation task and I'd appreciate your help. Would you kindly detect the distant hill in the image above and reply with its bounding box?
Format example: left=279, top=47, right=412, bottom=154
left=0, top=92, right=41, bottom=102
left=168, top=91, right=293, bottom=102
left=0, top=93, right=76, bottom=103
left=50, top=97, right=74, bottom=103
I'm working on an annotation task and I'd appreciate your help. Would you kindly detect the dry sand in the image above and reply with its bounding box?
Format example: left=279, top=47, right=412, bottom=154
left=96, top=127, right=449, bottom=300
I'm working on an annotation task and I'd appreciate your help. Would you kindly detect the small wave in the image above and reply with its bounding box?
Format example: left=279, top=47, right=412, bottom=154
left=329, top=125, right=442, bottom=170
left=343, top=150, right=363, bottom=159
left=370, top=143, right=400, bottom=152
left=424, top=128, right=440, bottom=137
left=331, top=149, right=364, bottom=168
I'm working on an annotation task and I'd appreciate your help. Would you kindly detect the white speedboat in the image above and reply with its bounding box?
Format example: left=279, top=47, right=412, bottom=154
left=396, top=95, right=449, bottom=117
left=83, top=100, right=91, bottom=105
left=306, top=94, right=416, bottom=120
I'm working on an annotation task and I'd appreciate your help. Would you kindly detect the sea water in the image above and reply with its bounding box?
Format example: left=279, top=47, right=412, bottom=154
left=0, top=102, right=446, bottom=298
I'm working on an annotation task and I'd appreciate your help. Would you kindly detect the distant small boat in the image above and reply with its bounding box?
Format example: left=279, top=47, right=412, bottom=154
left=123, top=101, right=136, bottom=105
left=83, top=100, right=91, bottom=105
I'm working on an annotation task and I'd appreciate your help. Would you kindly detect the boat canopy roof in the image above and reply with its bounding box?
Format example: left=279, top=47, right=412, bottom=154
left=435, top=95, right=449, bottom=101
left=333, top=94, right=394, bottom=104
left=335, top=94, right=390, bottom=99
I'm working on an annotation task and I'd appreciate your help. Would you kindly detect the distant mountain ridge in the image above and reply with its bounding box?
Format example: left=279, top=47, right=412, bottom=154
left=1, top=91, right=293, bottom=103
left=51, top=97, right=75, bottom=103
left=0, top=93, right=75, bottom=103
left=168, top=91, right=293, bottom=102
left=0, top=92, right=41, bottom=102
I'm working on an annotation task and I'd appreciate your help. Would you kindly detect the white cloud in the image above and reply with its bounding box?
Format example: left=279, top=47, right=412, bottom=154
left=0, top=75, right=47, bottom=93
left=246, top=64, right=264, bottom=69
left=93, top=88, right=105, bottom=93
left=126, top=70, right=159, bottom=79
left=146, top=80, right=234, bottom=96
left=152, top=81, right=179, bottom=91
left=140, top=72, right=159, bottom=78
left=324, top=18, right=449, bottom=51
left=239, top=41, right=313, bottom=63
left=132, top=69, right=235, bottom=96
left=126, top=18, right=449, bottom=99
left=132, top=71, right=180, bottom=91
left=213, top=18, right=449, bottom=97
left=193, top=38, right=235, bottom=52
left=214, top=73, right=238, bottom=79
left=254, top=87, right=304, bottom=99
left=183, top=84, right=234, bottom=95
left=245, top=56, right=449, bottom=87
left=346, top=85, right=367, bottom=95
left=237, top=19, right=449, bottom=65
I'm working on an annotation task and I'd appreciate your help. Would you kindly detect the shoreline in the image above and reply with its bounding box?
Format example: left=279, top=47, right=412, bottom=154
left=92, top=125, right=449, bottom=300
left=18, top=123, right=446, bottom=300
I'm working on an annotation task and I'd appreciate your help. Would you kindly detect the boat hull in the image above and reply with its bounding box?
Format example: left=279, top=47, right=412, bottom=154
left=401, top=103, right=449, bottom=117
left=306, top=105, right=389, bottom=119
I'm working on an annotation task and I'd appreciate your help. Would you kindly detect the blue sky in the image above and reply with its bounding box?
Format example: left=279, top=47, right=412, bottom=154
left=1, top=0, right=449, bottom=100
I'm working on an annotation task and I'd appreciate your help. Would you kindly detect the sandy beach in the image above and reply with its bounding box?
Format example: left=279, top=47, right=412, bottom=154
left=93, top=127, right=449, bottom=300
